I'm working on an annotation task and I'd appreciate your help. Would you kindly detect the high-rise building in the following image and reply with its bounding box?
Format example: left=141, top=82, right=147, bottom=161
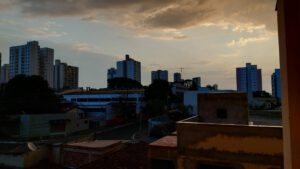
left=0, top=64, right=10, bottom=84
left=9, top=41, right=54, bottom=86
left=40, top=48, right=54, bottom=87
left=65, top=65, right=79, bottom=89
left=9, top=41, right=40, bottom=78
left=151, top=70, right=168, bottom=83
left=192, top=77, right=201, bottom=87
left=53, top=59, right=79, bottom=90
left=236, top=63, right=262, bottom=93
left=116, top=54, right=141, bottom=82
left=107, top=67, right=117, bottom=80
left=174, top=72, right=182, bottom=83
left=272, top=69, right=281, bottom=100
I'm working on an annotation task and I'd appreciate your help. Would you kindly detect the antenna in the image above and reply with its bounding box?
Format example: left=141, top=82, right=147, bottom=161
left=179, top=67, right=184, bottom=74
left=27, top=142, right=38, bottom=151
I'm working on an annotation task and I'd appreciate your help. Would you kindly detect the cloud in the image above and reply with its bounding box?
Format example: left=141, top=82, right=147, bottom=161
left=72, top=42, right=104, bottom=54
left=137, top=29, right=188, bottom=40
left=0, top=0, right=13, bottom=10
left=26, top=27, right=67, bottom=38
left=12, top=0, right=277, bottom=33
left=227, top=35, right=270, bottom=47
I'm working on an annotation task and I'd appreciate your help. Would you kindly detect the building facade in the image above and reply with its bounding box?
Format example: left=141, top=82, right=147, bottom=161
left=173, top=72, right=182, bottom=83
left=53, top=59, right=79, bottom=90
left=192, top=77, right=201, bottom=87
left=63, top=90, right=144, bottom=127
left=151, top=70, right=168, bottom=83
left=40, top=48, right=54, bottom=87
left=0, top=64, right=10, bottom=84
left=116, top=54, right=141, bottom=82
left=9, top=41, right=54, bottom=86
left=236, top=63, right=262, bottom=93
left=9, top=41, right=40, bottom=78
left=272, top=69, right=281, bottom=100
left=107, top=67, right=117, bottom=80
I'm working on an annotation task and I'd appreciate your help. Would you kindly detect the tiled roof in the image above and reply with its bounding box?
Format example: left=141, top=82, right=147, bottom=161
left=149, top=136, right=177, bottom=149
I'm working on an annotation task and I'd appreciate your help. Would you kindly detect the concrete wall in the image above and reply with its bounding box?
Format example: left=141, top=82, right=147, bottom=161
left=0, top=154, right=24, bottom=168
left=176, top=120, right=283, bottom=169
left=0, top=147, right=49, bottom=168
left=24, top=147, right=50, bottom=168
left=65, top=109, right=89, bottom=134
left=20, top=114, right=66, bottom=138
left=198, top=93, right=248, bottom=125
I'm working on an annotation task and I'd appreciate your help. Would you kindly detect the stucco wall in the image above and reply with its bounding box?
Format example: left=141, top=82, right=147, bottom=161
left=198, top=93, right=248, bottom=124
left=177, top=121, right=283, bottom=169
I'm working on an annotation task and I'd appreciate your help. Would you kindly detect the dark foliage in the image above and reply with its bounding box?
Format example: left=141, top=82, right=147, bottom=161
left=145, top=80, right=172, bottom=102
left=149, top=122, right=175, bottom=138
left=0, top=75, right=60, bottom=115
left=107, top=78, right=143, bottom=89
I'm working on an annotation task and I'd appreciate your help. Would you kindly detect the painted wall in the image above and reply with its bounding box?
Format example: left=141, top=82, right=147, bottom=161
left=176, top=120, right=283, bottom=169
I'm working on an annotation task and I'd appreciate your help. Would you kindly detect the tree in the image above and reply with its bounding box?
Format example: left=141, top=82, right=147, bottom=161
left=144, top=80, right=172, bottom=116
left=145, top=80, right=172, bottom=103
left=107, top=78, right=143, bottom=89
left=0, top=75, right=60, bottom=115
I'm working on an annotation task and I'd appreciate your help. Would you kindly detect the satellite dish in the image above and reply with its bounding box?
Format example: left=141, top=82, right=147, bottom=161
left=27, top=142, right=38, bottom=151
left=131, top=132, right=141, bottom=144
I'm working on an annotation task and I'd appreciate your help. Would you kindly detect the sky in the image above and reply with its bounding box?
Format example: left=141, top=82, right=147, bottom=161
left=0, top=0, right=279, bottom=92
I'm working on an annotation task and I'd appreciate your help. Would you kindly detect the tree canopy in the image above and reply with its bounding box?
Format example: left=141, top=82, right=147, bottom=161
left=145, top=80, right=172, bottom=102
left=0, top=75, right=60, bottom=115
left=107, top=78, right=143, bottom=89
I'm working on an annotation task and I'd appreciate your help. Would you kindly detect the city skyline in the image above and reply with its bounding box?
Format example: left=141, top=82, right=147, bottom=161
left=0, top=0, right=279, bottom=92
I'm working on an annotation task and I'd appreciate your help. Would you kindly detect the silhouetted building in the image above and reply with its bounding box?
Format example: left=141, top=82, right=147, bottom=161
left=192, top=77, right=201, bottom=87
left=0, top=64, right=10, bottom=84
left=116, top=54, right=141, bottom=82
left=53, top=59, right=79, bottom=90
left=151, top=70, right=168, bottom=83
left=173, top=72, right=182, bottom=83
left=272, top=69, right=281, bottom=100
left=107, top=67, right=117, bottom=80
left=236, top=63, right=262, bottom=93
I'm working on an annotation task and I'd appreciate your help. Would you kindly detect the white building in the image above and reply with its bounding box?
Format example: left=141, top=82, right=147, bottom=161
left=9, top=41, right=40, bottom=78
left=9, top=41, right=54, bottom=86
left=151, top=70, right=168, bottom=83
left=63, top=90, right=144, bottom=127
left=116, top=54, right=141, bottom=82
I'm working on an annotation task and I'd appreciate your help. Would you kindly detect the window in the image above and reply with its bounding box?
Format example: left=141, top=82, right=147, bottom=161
left=216, top=108, right=227, bottom=119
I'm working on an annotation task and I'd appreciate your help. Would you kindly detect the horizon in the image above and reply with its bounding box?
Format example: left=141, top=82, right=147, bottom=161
left=0, top=0, right=279, bottom=92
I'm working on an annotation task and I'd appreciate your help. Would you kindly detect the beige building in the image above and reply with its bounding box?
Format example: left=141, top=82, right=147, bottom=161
left=198, top=93, right=248, bottom=125
left=53, top=59, right=79, bottom=90
left=20, top=109, right=89, bottom=138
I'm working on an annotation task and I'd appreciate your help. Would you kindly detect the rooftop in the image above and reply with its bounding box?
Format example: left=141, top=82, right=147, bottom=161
left=149, top=135, right=177, bottom=149
left=66, top=140, right=122, bottom=149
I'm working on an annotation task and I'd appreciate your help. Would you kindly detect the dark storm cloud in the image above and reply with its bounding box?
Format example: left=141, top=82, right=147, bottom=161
left=11, top=0, right=277, bottom=31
